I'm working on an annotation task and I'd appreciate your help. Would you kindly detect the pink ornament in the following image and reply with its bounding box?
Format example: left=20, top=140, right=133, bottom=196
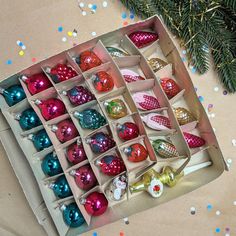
left=141, top=113, right=171, bottom=130
left=128, top=31, right=159, bottom=48
left=70, top=165, right=97, bottom=191
left=183, top=132, right=206, bottom=148
left=80, top=192, right=108, bottom=216
left=21, top=73, right=51, bottom=95
left=132, top=92, right=160, bottom=110
left=66, top=141, right=87, bottom=165
left=120, top=69, right=145, bottom=83
left=35, top=98, right=66, bottom=120
left=51, top=119, right=78, bottom=143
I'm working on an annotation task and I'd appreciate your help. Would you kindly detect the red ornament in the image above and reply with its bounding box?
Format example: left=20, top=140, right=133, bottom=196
left=183, top=132, right=206, bottom=148
left=21, top=73, right=51, bottom=95
left=124, top=143, right=148, bottom=162
left=35, top=98, right=66, bottom=120
left=95, top=155, right=126, bottom=176
left=48, top=64, right=77, bottom=83
left=52, top=119, right=78, bottom=143
left=128, top=31, right=159, bottom=48
left=92, top=71, right=114, bottom=92
left=81, top=192, right=108, bottom=216
left=76, top=51, right=102, bottom=72
left=66, top=141, right=87, bottom=165
left=133, top=92, right=160, bottom=110
left=117, top=122, right=139, bottom=141
left=70, top=165, right=97, bottom=191
left=160, top=78, right=180, bottom=99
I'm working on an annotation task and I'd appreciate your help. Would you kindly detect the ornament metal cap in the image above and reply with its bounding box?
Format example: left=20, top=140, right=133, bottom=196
left=52, top=151, right=57, bottom=157
left=69, top=170, right=76, bottom=176
left=27, top=134, right=34, bottom=140
left=48, top=182, right=55, bottom=189
left=73, top=111, right=82, bottom=118
left=85, top=138, right=92, bottom=144
left=76, top=138, right=82, bottom=145
left=90, top=74, right=97, bottom=81
left=79, top=197, right=86, bottom=205
left=45, top=67, right=51, bottom=74
left=20, top=75, right=28, bottom=82
left=14, top=113, right=22, bottom=120
left=0, top=87, right=5, bottom=94
left=51, top=125, right=58, bottom=132
left=123, top=147, right=131, bottom=155
left=103, top=101, right=109, bottom=107
left=116, top=123, right=123, bottom=130
left=61, top=90, right=67, bottom=96
left=95, top=159, right=102, bottom=166
left=59, top=204, right=67, bottom=212
left=34, top=99, right=42, bottom=105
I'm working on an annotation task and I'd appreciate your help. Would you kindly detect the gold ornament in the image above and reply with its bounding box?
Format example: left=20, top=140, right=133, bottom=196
left=173, top=107, right=196, bottom=125
left=148, top=58, right=168, bottom=73
left=104, top=99, right=128, bottom=119
left=152, top=139, right=179, bottom=158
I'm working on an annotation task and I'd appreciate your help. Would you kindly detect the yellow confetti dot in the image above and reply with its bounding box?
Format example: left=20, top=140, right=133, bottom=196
left=67, top=31, right=73, bottom=37
left=19, top=50, right=24, bottom=56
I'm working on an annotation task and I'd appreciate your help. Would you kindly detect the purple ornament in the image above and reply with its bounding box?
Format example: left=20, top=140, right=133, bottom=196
left=62, top=86, right=95, bottom=106
left=86, top=132, right=116, bottom=154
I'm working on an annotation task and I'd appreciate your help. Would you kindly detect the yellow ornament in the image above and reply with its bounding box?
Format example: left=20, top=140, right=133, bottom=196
left=148, top=58, right=168, bottom=73
left=104, top=99, right=128, bottom=119
left=173, top=107, right=196, bottom=125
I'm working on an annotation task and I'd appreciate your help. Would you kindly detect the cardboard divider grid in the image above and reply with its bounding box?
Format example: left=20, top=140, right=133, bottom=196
left=0, top=16, right=227, bottom=236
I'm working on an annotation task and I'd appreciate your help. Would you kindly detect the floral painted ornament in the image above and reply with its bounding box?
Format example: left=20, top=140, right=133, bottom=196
left=141, top=113, right=171, bottom=130
left=132, top=92, right=160, bottom=110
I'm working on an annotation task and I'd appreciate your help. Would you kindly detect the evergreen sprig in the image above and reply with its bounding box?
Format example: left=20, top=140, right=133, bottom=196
left=120, top=0, right=236, bottom=92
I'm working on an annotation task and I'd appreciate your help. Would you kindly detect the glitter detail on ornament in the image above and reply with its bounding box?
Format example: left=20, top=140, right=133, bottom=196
left=148, top=58, right=168, bottom=73
left=106, top=47, right=129, bottom=58
left=92, top=71, right=114, bottom=92
left=183, top=132, right=206, bottom=148
left=152, top=139, right=179, bottom=158
left=120, top=69, right=145, bottom=83
left=123, top=143, right=148, bottom=162
left=132, top=92, right=160, bottom=110
left=160, top=78, right=181, bottom=99
left=117, top=122, right=139, bottom=141
left=104, top=99, right=128, bottom=119
left=173, top=107, right=196, bottom=125
left=141, top=113, right=171, bottom=130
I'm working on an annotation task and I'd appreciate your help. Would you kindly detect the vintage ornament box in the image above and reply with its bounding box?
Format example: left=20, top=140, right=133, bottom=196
left=0, top=16, right=227, bottom=236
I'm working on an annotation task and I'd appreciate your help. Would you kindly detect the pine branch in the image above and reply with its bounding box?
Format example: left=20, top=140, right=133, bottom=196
left=222, top=0, right=236, bottom=12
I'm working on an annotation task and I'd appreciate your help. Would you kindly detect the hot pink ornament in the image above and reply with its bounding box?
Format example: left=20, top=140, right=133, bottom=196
left=21, top=73, right=51, bottom=95
left=141, top=113, right=171, bottom=130
left=51, top=119, right=78, bottom=143
left=183, top=132, right=206, bottom=148
left=132, top=92, right=160, bottom=110
left=66, top=141, right=87, bottom=165
left=35, top=98, right=66, bottom=121
left=70, top=165, right=97, bottom=191
left=128, top=31, right=159, bottom=48
left=80, top=192, right=108, bottom=216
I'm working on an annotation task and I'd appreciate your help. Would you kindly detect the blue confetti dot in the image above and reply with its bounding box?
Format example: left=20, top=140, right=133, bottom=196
left=58, top=26, right=63, bottom=32
left=207, top=204, right=212, bottom=210
left=92, top=4, right=97, bottom=10
left=215, top=228, right=220, bottom=233
left=181, top=57, right=186, bottom=62
left=130, top=14, right=135, bottom=19
left=198, top=96, right=204, bottom=102
left=122, top=12, right=127, bottom=19
left=19, top=42, right=24, bottom=47
left=6, top=59, right=12, bottom=65
left=191, top=67, right=197, bottom=73
left=93, top=232, right=97, bottom=236
left=182, top=50, right=187, bottom=55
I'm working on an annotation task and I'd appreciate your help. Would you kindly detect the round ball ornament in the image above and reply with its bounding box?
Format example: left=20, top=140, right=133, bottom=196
left=117, top=122, right=139, bottom=141
left=74, top=109, right=106, bottom=130
left=104, top=99, right=128, bottom=119
left=160, top=78, right=180, bottom=99
left=66, top=141, right=87, bottom=165
left=70, top=165, right=97, bottom=191
left=92, top=71, right=114, bottom=92
left=35, top=98, right=66, bottom=121
left=0, top=85, right=26, bottom=106
left=124, top=143, right=148, bottom=162
left=41, top=152, right=62, bottom=176
left=15, top=108, right=42, bottom=130
left=80, top=192, right=108, bottom=216
left=60, top=202, right=85, bottom=228
left=21, top=73, right=51, bottom=95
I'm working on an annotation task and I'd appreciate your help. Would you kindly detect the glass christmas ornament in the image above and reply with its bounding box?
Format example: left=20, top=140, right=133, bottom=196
left=75, top=50, right=102, bottom=72
left=15, top=108, right=41, bottom=130
left=116, top=122, right=139, bottom=141
left=132, top=92, right=160, bottom=110
left=152, top=139, right=179, bottom=158
left=34, top=98, right=66, bottom=120
left=21, top=73, right=51, bottom=95
left=74, top=109, right=106, bottom=130
left=80, top=192, right=108, bottom=216
left=0, top=85, right=26, bottom=106
left=106, top=47, right=129, bottom=57
left=104, top=99, right=128, bottom=119
left=123, top=143, right=148, bottom=162
left=51, top=119, right=78, bottom=143
left=141, top=113, right=171, bottom=130
left=28, top=129, right=52, bottom=151
left=92, top=71, right=114, bottom=92
left=148, top=58, right=168, bottom=73
left=160, top=78, right=181, bottom=99
left=183, top=132, right=206, bottom=148
left=120, top=69, right=145, bottom=83
left=173, top=107, right=196, bottom=125
left=128, top=31, right=159, bottom=48
left=69, top=165, right=97, bottom=191
left=41, top=152, right=62, bottom=176
left=86, top=132, right=116, bottom=154
left=62, top=86, right=95, bottom=106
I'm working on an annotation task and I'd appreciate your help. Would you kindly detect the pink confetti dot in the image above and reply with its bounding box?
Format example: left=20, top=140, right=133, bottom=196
left=32, top=58, right=37, bottom=63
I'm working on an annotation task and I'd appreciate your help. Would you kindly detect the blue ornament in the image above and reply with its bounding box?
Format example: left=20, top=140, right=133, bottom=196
left=15, top=108, right=42, bottom=130
left=74, top=109, right=106, bottom=130
left=41, top=152, right=63, bottom=176
left=61, top=202, right=85, bottom=227
left=49, top=175, right=72, bottom=199
left=0, top=85, right=26, bottom=106
left=28, top=129, right=52, bottom=151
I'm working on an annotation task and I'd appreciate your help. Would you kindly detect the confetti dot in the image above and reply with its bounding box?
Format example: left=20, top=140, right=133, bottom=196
left=213, top=128, right=216, bottom=132
left=32, top=57, right=37, bottom=63
left=122, top=12, right=127, bottom=19
left=123, top=217, right=129, bottom=224
left=67, top=31, right=73, bottom=37
left=225, top=234, right=230, bottom=236
left=182, top=50, right=187, bottom=55
left=102, top=1, right=108, bottom=7
left=207, top=104, right=213, bottom=112
left=82, top=11, right=87, bottom=16
left=72, top=32, right=77, bottom=37
left=181, top=57, right=186, bottom=62
left=120, top=232, right=124, bottom=236
left=225, top=227, right=230, bottom=232
left=88, top=4, right=93, bottom=8
left=227, top=159, right=232, bottom=164
left=58, top=26, right=63, bottom=32
left=191, top=67, right=197, bottom=73
left=19, top=42, right=24, bottom=47
left=207, top=204, right=212, bottom=210
left=6, top=59, right=12, bottom=65
left=123, top=21, right=128, bottom=26
left=215, top=228, right=221, bottom=233
left=79, top=2, right=85, bottom=8
left=91, top=32, right=96, bottom=36
left=216, top=210, right=221, bottom=216
left=223, top=90, right=228, bottom=95
left=232, top=139, right=236, bottom=146
left=211, top=113, right=215, bottom=118
left=198, top=96, right=204, bottom=102
left=190, top=207, right=196, bottom=215
left=91, top=9, right=96, bottom=14
left=92, top=232, right=97, bottom=236
left=21, top=45, right=26, bottom=50
left=19, top=50, right=24, bottom=56
left=233, top=201, right=236, bottom=205
left=92, top=4, right=97, bottom=10
left=214, top=87, right=219, bottom=92
left=130, top=14, right=135, bottom=19
left=16, top=40, right=21, bottom=45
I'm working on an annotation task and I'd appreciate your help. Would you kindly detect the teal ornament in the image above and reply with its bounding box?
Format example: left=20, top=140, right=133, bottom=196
left=15, top=108, right=42, bottom=130
left=61, top=202, right=85, bottom=227
left=74, top=109, right=106, bottom=130
left=49, top=175, right=72, bottom=199
left=41, top=152, right=63, bottom=176
left=28, top=129, right=52, bottom=151
left=0, top=85, right=26, bottom=106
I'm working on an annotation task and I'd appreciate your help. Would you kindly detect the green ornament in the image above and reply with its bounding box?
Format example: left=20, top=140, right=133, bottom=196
left=106, top=47, right=130, bottom=58
left=152, top=139, right=179, bottom=158
left=74, top=108, right=106, bottom=129
left=104, top=99, right=128, bottom=119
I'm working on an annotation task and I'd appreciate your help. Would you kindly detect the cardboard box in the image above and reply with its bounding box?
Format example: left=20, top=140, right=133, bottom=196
left=0, top=16, right=226, bottom=236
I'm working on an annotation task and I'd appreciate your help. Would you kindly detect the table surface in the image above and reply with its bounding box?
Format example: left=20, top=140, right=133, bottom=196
left=0, top=1, right=236, bottom=236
